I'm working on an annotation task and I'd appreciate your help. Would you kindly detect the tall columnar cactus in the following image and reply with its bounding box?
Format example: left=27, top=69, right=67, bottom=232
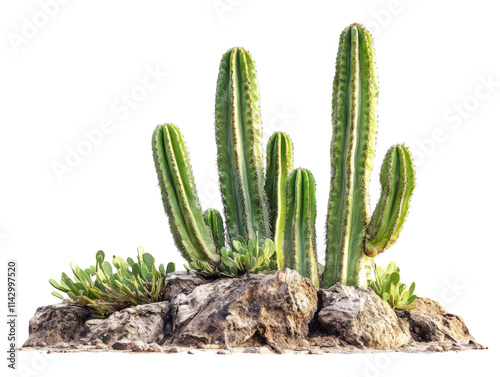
left=265, top=132, right=294, bottom=269
left=215, top=47, right=271, bottom=245
left=284, top=169, right=320, bottom=287
left=323, top=24, right=415, bottom=288
left=152, top=124, right=220, bottom=265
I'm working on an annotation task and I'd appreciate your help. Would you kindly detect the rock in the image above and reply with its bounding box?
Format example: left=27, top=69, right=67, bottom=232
left=438, top=341, right=451, bottom=351
left=426, top=345, right=444, bottom=352
left=171, top=269, right=317, bottom=351
left=23, top=304, right=92, bottom=347
left=148, top=343, right=163, bottom=353
left=95, top=342, right=107, bottom=350
left=162, top=271, right=211, bottom=301
left=396, top=298, right=476, bottom=344
left=243, top=347, right=270, bottom=354
left=318, top=283, right=411, bottom=349
left=111, top=339, right=131, bottom=350
left=90, top=339, right=102, bottom=345
left=88, top=302, right=169, bottom=345
left=309, top=349, right=324, bottom=355
left=130, top=340, right=149, bottom=352
left=167, top=346, right=180, bottom=353
left=217, top=349, right=231, bottom=355
left=49, top=342, right=70, bottom=349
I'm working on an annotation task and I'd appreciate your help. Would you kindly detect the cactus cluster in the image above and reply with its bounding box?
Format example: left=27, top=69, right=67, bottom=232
left=50, top=248, right=174, bottom=317
left=152, top=23, right=415, bottom=288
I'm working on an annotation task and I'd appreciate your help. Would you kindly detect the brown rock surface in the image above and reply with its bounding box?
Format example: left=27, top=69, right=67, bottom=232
left=396, top=297, right=476, bottom=344
left=318, top=283, right=412, bottom=349
left=23, top=304, right=92, bottom=347
left=171, top=268, right=318, bottom=351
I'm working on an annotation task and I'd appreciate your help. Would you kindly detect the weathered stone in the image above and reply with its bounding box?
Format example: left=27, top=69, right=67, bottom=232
left=243, top=346, right=270, bottom=354
left=318, top=283, right=412, bottom=349
left=90, top=339, right=102, bottom=345
left=130, top=340, right=149, bottom=352
left=95, top=342, right=107, bottom=349
left=111, top=339, right=131, bottom=350
left=23, top=304, right=92, bottom=347
left=162, top=271, right=211, bottom=301
left=148, top=343, right=163, bottom=352
left=167, top=346, right=180, bottom=353
left=88, top=302, right=169, bottom=345
left=426, top=344, right=444, bottom=352
left=396, top=298, right=476, bottom=344
left=217, top=349, right=231, bottom=355
left=309, top=348, right=324, bottom=355
left=49, top=342, right=70, bottom=348
left=171, top=269, right=317, bottom=351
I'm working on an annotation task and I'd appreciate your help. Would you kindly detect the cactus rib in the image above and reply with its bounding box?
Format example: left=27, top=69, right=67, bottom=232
left=152, top=124, right=219, bottom=264
left=215, top=47, right=271, bottom=245
left=204, top=209, right=226, bottom=251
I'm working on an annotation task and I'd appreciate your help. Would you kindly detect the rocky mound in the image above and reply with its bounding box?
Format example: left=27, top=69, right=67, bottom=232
left=22, top=269, right=483, bottom=354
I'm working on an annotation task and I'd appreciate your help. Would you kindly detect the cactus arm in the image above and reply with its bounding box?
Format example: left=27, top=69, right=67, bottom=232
left=152, top=124, right=220, bottom=264
left=365, top=145, right=415, bottom=256
left=204, top=209, right=226, bottom=251
left=215, top=48, right=271, bottom=244
left=324, top=25, right=378, bottom=287
left=284, top=169, right=319, bottom=287
left=265, top=132, right=294, bottom=269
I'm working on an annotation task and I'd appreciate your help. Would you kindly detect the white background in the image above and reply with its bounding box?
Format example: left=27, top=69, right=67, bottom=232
left=1, top=1, right=498, bottom=376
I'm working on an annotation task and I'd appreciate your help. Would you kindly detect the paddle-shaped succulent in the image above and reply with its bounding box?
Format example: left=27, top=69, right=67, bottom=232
left=50, top=248, right=175, bottom=317
left=369, top=262, right=417, bottom=310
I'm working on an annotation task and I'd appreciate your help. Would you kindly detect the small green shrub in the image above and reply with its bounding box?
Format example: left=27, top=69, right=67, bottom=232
left=49, top=247, right=175, bottom=317
left=369, top=262, right=417, bottom=310
left=186, top=233, right=276, bottom=277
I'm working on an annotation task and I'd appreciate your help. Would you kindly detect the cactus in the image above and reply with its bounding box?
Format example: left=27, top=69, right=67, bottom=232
left=284, top=169, right=320, bottom=287
left=204, top=209, right=226, bottom=251
left=215, top=47, right=271, bottom=245
left=323, top=24, right=415, bottom=288
left=152, top=124, right=220, bottom=265
left=265, top=132, right=294, bottom=269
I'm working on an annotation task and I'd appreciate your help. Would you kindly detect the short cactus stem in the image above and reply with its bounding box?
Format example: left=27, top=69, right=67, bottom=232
left=284, top=169, right=319, bottom=287
left=152, top=124, right=219, bottom=264
left=265, top=132, right=294, bottom=269
left=204, top=209, right=226, bottom=251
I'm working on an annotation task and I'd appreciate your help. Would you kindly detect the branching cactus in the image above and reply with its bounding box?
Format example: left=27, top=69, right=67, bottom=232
left=265, top=132, right=294, bottom=269
left=323, top=24, right=415, bottom=288
left=215, top=47, right=271, bottom=245
left=152, top=124, right=220, bottom=265
left=284, top=169, right=320, bottom=287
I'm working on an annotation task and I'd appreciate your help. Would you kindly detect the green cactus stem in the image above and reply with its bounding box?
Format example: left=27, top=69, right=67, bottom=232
left=215, top=47, right=271, bottom=245
left=284, top=169, right=319, bottom=287
left=324, top=24, right=378, bottom=288
left=204, top=209, right=226, bottom=251
left=365, top=145, right=415, bottom=257
left=152, top=124, right=219, bottom=264
left=265, top=132, right=294, bottom=269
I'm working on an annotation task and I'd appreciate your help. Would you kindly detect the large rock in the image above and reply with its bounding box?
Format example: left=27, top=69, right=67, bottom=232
left=162, top=271, right=211, bottom=301
left=171, top=268, right=318, bottom=351
left=88, top=302, right=170, bottom=345
left=318, top=283, right=411, bottom=349
left=396, top=297, right=475, bottom=344
left=23, top=304, right=92, bottom=347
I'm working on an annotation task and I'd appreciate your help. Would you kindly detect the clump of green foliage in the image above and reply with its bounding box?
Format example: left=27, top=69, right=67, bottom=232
left=50, top=247, right=175, bottom=317
left=186, top=233, right=276, bottom=277
left=369, top=262, right=417, bottom=310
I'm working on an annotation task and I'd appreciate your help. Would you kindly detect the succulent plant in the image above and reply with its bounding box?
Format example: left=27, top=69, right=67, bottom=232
left=49, top=248, right=175, bottom=317
left=322, top=24, right=415, bottom=288
left=185, top=233, right=276, bottom=277
left=369, top=262, right=417, bottom=310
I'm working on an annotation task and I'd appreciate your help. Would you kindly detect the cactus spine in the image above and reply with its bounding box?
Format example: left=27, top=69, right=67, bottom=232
left=265, top=132, right=294, bottom=269
left=152, top=124, right=220, bottom=264
left=284, top=169, right=319, bottom=287
left=215, top=48, right=271, bottom=245
left=323, top=24, right=415, bottom=288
